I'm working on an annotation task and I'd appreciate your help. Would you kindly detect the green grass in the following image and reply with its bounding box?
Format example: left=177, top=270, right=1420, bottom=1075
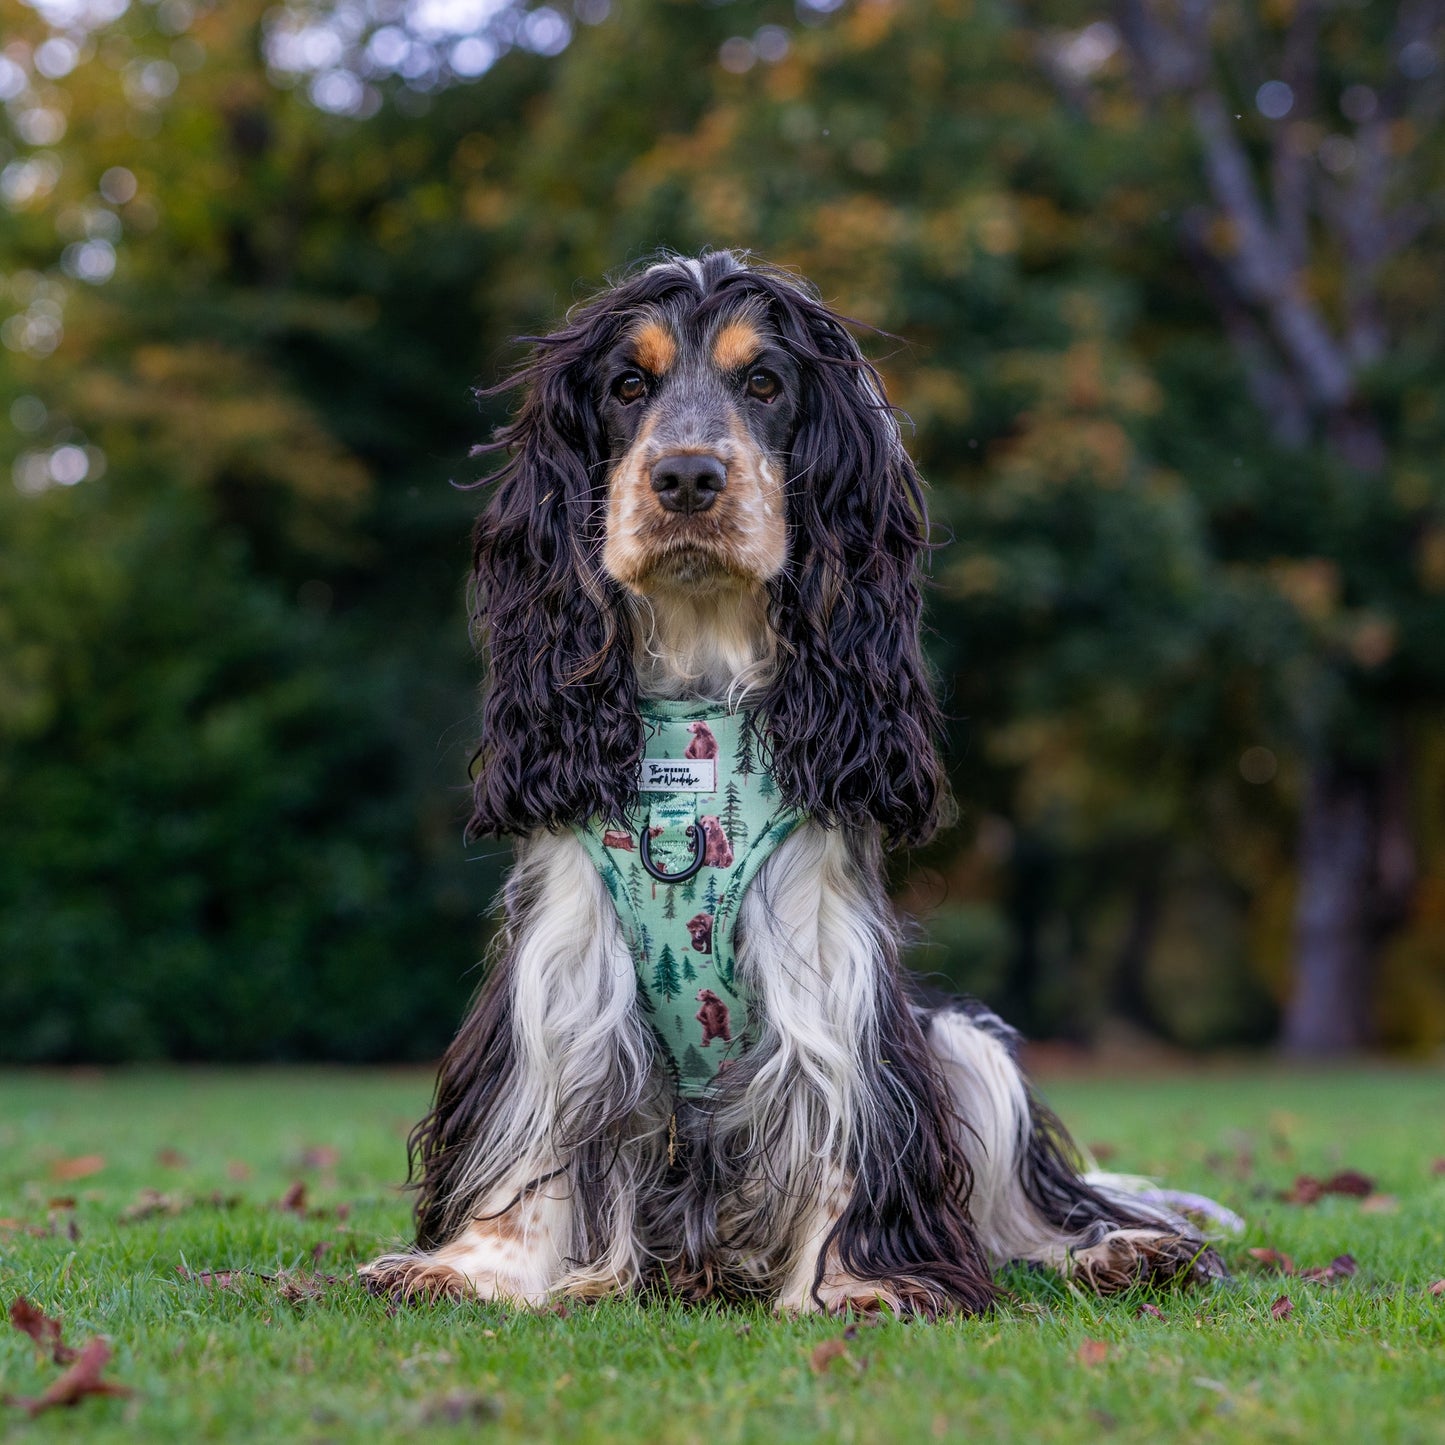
left=1, top=1066, right=1442, bottom=1443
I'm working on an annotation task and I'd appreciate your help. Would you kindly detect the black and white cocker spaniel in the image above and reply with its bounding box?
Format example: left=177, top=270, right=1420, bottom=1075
left=360, top=251, right=1226, bottom=1315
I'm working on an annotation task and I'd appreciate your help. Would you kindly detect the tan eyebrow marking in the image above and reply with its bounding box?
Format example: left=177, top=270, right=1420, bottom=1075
left=712, top=317, right=763, bottom=373
left=630, top=320, right=677, bottom=376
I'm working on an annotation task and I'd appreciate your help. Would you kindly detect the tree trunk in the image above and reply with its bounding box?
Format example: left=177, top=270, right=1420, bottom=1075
left=1282, top=761, right=1377, bottom=1052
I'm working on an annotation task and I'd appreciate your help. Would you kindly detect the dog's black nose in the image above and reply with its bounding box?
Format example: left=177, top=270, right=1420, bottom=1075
left=650, top=453, right=727, bottom=514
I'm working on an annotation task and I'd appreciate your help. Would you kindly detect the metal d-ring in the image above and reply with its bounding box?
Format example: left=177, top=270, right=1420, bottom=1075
left=639, top=822, right=706, bottom=884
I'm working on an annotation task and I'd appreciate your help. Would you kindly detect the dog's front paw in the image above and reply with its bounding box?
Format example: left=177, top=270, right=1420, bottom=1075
left=358, top=1253, right=479, bottom=1304
left=358, top=1251, right=540, bottom=1306
left=1069, top=1229, right=1225, bottom=1293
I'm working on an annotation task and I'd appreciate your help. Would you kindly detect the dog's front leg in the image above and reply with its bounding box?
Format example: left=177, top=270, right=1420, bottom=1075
left=360, top=833, right=664, bottom=1305
left=723, top=827, right=994, bottom=1317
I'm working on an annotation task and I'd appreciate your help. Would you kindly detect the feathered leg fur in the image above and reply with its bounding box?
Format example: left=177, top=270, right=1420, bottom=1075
left=359, top=832, right=669, bottom=1303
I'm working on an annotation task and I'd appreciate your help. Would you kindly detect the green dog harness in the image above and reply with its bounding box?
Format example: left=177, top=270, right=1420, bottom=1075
left=575, top=701, right=803, bottom=1097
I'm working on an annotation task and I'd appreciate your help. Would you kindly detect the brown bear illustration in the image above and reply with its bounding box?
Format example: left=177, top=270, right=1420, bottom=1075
left=695, top=989, right=731, bottom=1047
left=698, top=815, right=733, bottom=867
left=685, top=721, right=719, bottom=760
left=685, top=912, right=713, bottom=955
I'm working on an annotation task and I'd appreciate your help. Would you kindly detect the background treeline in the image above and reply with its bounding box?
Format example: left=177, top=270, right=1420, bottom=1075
left=2, top=0, right=1443, bottom=1061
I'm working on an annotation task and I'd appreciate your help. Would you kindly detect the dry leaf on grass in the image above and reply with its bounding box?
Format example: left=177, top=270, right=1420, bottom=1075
left=1270, top=1295, right=1294, bottom=1321
left=1300, top=1254, right=1359, bottom=1284
left=1134, top=1303, right=1165, bottom=1320
left=1076, top=1338, right=1109, bottom=1366
left=1279, top=1170, right=1377, bottom=1206
left=9, top=1298, right=78, bottom=1364
left=1360, top=1194, right=1399, bottom=1214
left=808, top=1338, right=850, bottom=1374
left=49, top=1155, right=105, bottom=1182
left=175, top=1265, right=236, bottom=1289
left=420, top=1390, right=501, bottom=1424
left=1427, top=1280, right=1444, bottom=1297
left=299, top=1145, right=341, bottom=1170
left=278, top=1181, right=307, bottom=1213
left=2, top=1337, right=133, bottom=1417
left=1431, top=1159, right=1445, bottom=1176
left=155, top=1148, right=187, bottom=1169
left=276, top=1272, right=337, bottom=1304
left=1247, top=1247, right=1295, bottom=1275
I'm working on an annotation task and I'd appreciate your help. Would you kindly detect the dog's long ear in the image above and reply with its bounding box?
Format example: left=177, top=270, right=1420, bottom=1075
left=467, top=331, right=640, bottom=838
left=752, top=280, right=948, bottom=846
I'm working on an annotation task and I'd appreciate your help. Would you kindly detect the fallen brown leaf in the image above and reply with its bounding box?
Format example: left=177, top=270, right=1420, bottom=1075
left=1427, top=1280, right=1444, bottom=1297
left=2, top=1337, right=132, bottom=1417
left=809, top=1338, right=850, bottom=1374
left=1270, top=1295, right=1293, bottom=1321
left=1360, top=1193, right=1399, bottom=1214
left=175, top=1265, right=235, bottom=1289
left=1279, top=1175, right=1323, bottom=1205
left=299, top=1145, right=340, bottom=1170
left=278, top=1182, right=307, bottom=1213
left=225, top=1160, right=251, bottom=1181
left=49, top=1155, right=105, bottom=1182
left=1076, top=1338, right=1109, bottom=1366
left=1247, top=1247, right=1296, bottom=1275
left=276, top=1272, right=336, bottom=1304
left=1329, top=1254, right=1358, bottom=1277
left=121, top=1189, right=185, bottom=1224
left=1322, top=1170, right=1374, bottom=1198
left=1134, top=1303, right=1165, bottom=1320
left=156, top=1148, right=187, bottom=1169
left=8, top=1298, right=78, bottom=1364
left=420, top=1390, right=501, bottom=1425
left=1431, top=1159, right=1445, bottom=1176
left=47, top=1197, right=76, bottom=1210
left=1088, top=1142, right=1118, bottom=1164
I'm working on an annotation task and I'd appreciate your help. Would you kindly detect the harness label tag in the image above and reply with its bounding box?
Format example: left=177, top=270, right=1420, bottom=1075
left=638, top=758, right=716, bottom=792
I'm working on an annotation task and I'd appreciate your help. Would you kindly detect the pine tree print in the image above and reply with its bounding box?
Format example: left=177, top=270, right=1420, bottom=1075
left=721, top=779, right=747, bottom=850
left=704, top=874, right=719, bottom=912
left=651, top=943, right=680, bottom=1001
left=758, top=771, right=776, bottom=801
left=734, top=725, right=755, bottom=778
left=662, top=885, right=677, bottom=921
left=680, top=873, right=698, bottom=905
left=680, top=1044, right=710, bottom=1080
left=681, top=953, right=697, bottom=984
left=638, top=924, right=653, bottom=964
left=626, top=860, right=643, bottom=911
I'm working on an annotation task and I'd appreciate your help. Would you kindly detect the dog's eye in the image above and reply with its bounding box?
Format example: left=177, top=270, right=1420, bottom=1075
left=745, top=369, right=780, bottom=402
left=613, top=372, right=647, bottom=404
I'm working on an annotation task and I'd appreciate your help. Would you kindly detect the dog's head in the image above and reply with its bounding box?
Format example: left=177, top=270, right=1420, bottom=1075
left=469, top=251, right=945, bottom=845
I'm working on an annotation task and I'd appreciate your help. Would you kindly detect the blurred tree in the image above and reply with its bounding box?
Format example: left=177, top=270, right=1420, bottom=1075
left=1029, top=0, right=1445, bottom=1049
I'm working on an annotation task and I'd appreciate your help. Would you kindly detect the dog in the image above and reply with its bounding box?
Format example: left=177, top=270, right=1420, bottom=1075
left=359, top=251, right=1224, bottom=1314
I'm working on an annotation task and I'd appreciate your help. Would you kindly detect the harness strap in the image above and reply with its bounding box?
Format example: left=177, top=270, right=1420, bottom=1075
left=574, top=702, right=802, bottom=1097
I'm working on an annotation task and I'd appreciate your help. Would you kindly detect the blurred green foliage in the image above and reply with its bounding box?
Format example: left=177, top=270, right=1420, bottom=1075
left=2, top=0, right=1443, bottom=1059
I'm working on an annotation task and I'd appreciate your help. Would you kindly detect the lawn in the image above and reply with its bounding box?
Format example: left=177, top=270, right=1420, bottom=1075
left=0, top=1065, right=1441, bottom=1443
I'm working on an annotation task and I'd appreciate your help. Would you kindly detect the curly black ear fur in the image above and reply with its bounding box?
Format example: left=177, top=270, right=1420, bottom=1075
left=466, top=309, right=643, bottom=838
left=711, top=268, right=949, bottom=846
